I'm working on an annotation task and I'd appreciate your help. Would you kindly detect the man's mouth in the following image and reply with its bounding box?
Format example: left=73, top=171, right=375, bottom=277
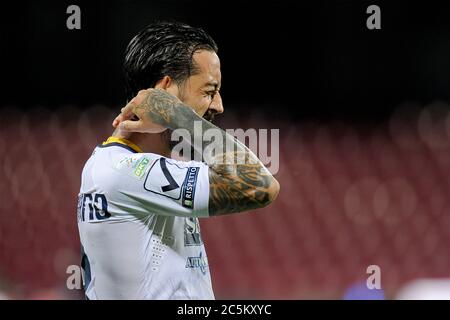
left=203, top=110, right=216, bottom=123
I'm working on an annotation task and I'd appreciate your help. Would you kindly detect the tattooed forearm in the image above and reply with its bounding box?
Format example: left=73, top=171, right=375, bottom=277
left=134, top=88, right=280, bottom=216
left=208, top=163, right=275, bottom=216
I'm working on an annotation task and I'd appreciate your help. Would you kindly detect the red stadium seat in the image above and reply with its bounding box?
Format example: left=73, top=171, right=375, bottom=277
left=1, top=105, right=450, bottom=299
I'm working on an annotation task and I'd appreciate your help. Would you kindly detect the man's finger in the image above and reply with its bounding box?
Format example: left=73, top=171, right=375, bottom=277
left=112, top=99, right=139, bottom=127
left=122, top=100, right=138, bottom=116
left=112, top=112, right=130, bottom=128
left=112, top=117, right=121, bottom=128
left=119, top=118, right=167, bottom=133
left=119, top=119, right=146, bottom=133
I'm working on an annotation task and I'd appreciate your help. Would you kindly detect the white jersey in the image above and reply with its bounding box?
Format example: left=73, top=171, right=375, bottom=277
left=77, top=137, right=214, bottom=300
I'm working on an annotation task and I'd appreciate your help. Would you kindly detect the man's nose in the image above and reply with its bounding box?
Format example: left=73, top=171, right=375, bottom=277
left=209, top=92, right=224, bottom=114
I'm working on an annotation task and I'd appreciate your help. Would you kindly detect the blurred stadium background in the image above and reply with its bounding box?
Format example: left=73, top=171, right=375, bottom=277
left=1, top=0, right=450, bottom=299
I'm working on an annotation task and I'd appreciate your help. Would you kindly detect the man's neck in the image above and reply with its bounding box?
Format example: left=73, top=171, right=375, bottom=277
left=111, top=128, right=171, bottom=157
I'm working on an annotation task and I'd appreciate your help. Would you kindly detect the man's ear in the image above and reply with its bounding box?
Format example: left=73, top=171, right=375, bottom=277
left=154, top=76, right=180, bottom=97
left=154, top=76, right=172, bottom=90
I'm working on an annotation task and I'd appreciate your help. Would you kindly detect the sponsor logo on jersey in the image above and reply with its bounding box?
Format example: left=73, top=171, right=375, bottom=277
left=144, top=158, right=186, bottom=199
left=117, top=155, right=139, bottom=168
left=116, top=155, right=152, bottom=180
left=185, top=252, right=209, bottom=275
left=134, top=157, right=150, bottom=178
left=181, top=167, right=199, bottom=209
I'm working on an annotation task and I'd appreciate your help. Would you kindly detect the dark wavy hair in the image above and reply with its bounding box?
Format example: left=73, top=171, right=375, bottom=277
left=123, top=21, right=218, bottom=101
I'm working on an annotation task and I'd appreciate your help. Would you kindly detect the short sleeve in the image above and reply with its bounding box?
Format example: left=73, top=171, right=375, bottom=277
left=107, top=152, right=210, bottom=218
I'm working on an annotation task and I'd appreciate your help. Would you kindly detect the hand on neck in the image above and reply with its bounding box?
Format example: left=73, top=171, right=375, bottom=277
left=111, top=128, right=171, bottom=157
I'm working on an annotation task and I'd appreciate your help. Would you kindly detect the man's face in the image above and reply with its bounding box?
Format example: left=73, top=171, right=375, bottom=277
left=177, top=50, right=223, bottom=122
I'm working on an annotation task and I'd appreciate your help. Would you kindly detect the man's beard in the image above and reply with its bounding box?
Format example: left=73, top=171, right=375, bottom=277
left=203, top=109, right=216, bottom=123
left=162, top=110, right=217, bottom=161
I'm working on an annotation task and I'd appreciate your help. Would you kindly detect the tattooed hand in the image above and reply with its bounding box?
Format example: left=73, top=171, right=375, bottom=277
left=112, top=89, right=184, bottom=133
left=113, top=88, right=280, bottom=216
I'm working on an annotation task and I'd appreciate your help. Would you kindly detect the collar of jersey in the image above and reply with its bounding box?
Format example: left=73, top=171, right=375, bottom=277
left=102, top=136, right=143, bottom=153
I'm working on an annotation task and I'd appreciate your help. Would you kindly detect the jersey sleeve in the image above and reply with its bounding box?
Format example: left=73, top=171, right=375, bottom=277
left=107, top=152, right=210, bottom=218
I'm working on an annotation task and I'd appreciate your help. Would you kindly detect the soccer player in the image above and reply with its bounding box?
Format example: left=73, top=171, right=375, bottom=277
left=77, top=21, right=280, bottom=299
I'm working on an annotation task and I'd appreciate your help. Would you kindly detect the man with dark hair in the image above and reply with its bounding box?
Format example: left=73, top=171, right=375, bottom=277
left=77, top=21, right=279, bottom=300
left=124, top=21, right=218, bottom=103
